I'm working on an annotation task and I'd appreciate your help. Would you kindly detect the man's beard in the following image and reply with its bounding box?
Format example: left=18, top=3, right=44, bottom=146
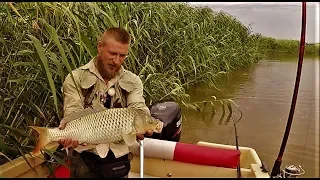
left=96, top=57, right=118, bottom=80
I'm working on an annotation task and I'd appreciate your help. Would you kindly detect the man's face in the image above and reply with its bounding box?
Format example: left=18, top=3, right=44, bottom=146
left=96, top=37, right=129, bottom=80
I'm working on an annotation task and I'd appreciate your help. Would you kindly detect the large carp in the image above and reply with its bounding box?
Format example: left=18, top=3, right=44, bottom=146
left=29, top=104, right=163, bottom=158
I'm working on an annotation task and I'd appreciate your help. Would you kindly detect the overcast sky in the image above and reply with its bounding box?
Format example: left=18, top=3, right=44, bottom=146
left=188, top=2, right=318, bottom=6
left=187, top=2, right=319, bottom=43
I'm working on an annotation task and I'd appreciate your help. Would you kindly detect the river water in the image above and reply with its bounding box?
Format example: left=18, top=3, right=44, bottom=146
left=180, top=54, right=319, bottom=177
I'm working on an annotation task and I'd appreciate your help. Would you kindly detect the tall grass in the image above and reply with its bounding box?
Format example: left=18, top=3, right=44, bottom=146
left=0, top=2, right=263, bottom=166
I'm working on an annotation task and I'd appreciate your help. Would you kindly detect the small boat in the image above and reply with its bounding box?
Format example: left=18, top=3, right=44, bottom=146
left=1, top=138, right=270, bottom=178
left=0, top=99, right=271, bottom=178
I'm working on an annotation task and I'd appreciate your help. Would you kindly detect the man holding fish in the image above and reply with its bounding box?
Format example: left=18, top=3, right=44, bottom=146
left=30, top=27, right=163, bottom=178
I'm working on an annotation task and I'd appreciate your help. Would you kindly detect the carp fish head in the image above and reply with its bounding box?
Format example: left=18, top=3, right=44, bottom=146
left=132, top=108, right=164, bottom=134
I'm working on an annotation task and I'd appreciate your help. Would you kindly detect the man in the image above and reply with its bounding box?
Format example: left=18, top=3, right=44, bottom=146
left=58, top=27, right=153, bottom=178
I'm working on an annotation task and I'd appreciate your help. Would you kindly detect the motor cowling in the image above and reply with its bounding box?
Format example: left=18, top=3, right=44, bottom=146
left=149, top=101, right=182, bottom=142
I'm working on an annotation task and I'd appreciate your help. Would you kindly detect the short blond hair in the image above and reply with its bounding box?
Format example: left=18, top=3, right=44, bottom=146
left=100, top=27, right=131, bottom=44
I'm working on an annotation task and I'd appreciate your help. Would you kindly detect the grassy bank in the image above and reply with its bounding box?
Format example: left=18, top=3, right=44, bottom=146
left=0, top=2, right=311, bottom=166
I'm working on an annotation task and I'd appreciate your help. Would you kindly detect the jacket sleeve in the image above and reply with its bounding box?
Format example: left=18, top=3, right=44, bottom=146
left=126, top=75, right=150, bottom=115
left=62, top=72, right=85, bottom=118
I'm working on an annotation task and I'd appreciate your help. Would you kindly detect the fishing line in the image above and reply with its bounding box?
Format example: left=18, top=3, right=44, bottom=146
left=161, top=140, right=168, bottom=177
left=231, top=114, right=241, bottom=178
left=225, top=114, right=241, bottom=178
left=225, top=120, right=234, bottom=145
left=299, top=105, right=312, bottom=166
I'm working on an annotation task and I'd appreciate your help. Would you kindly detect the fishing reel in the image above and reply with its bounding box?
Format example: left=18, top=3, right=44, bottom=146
left=276, top=165, right=305, bottom=178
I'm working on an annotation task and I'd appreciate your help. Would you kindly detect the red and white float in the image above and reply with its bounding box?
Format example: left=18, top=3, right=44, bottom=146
left=130, top=138, right=241, bottom=169
left=128, top=138, right=269, bottom=178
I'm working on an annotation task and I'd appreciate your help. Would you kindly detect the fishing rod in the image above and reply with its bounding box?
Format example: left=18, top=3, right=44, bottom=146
left=270, top=2, right=307, bottom=178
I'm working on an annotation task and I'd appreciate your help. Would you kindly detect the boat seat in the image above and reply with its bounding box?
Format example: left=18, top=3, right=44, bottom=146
left=128, top=172, right=159, bottom=178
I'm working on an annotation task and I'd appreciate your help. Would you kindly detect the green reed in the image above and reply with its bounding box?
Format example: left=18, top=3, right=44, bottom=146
left=254, top=35, right=320, bottom=57
left=0, top=2, right=264, bottom=167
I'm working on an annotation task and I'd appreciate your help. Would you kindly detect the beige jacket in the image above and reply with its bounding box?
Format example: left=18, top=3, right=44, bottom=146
left=62, top=57, right=150, bottom=158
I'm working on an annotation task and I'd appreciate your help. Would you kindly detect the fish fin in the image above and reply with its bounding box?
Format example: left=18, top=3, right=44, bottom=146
left=96, top=144, right=110, bottom=158
left=74, top=144, right=96, bottom=153
left=122, top=133, right=136, bottom=146
left=109, top=143, right=130, bottom=158
left=28, top=126, right=50, bottom=154
left=63, top=103, right=106, bottom=122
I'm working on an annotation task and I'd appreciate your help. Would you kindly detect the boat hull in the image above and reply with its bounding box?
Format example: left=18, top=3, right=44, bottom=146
left=0, top=138, right=270, bottom=178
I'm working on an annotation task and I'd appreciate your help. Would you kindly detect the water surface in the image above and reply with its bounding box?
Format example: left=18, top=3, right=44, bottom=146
left=180, top=55, right=319, bottom=177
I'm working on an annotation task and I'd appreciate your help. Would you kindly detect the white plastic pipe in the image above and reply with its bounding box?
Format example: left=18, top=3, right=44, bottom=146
left=140, top=140, right=144, bottom=178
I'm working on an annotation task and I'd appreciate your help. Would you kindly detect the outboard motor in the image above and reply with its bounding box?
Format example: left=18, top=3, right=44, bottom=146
left=149, top=101, right=182, bottom=142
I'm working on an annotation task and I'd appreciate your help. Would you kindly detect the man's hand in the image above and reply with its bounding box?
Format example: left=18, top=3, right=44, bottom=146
left=58, top=138, right=79, bottom=149
left=136, top=130, right=153, bottom=141
left=58, top=120, right=79, bottom=150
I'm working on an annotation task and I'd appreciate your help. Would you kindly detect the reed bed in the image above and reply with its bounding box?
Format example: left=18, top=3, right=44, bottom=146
left=0, top=2, right=277, bottom=166
left=255, top=35, right=320, bottom=57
